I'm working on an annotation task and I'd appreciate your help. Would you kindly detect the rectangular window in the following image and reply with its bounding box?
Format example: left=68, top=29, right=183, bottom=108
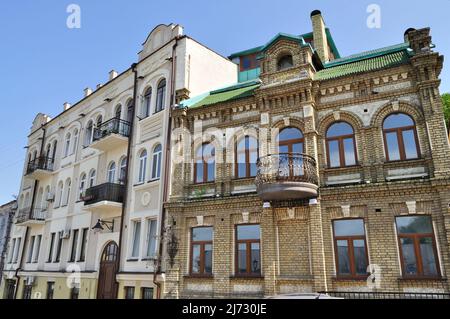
left=145, top=219, right=158, bottom=258
left=46, top=282, right=55, bottom=299
left=70, top=229, right=79, bottom=262
left=47, top=233, right=55, bottom=262
left=131, top=220, right=141, bottom=259
left=190, top=227, right=213, bottom=276
left=5, top=280, right=16, bottom=299
left=13, top=238, right=21, bottom=263
left=22, top=285, right=32, bottom=300
left=54, top=231, right=63, bottom=262
left=78, top=228, right=88, bottom=262
left=239, top=54, right=259, bottom=71
left=141, top=287, right=154, bottom=299
left=124, top=286, right=135, bottom=299
left=396, top=216, right=440, bottom=278
left=8, top=238, right=16, bottom=263
left=27, top=236, right=35, bottom=263
left=333, top=219, right=368, bottom=278
left=235, top=225, right=261, bottom=276
left=33, top=235, right=42, bottom=263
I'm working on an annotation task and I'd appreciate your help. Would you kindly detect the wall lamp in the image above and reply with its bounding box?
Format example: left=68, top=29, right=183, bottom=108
left=92, top=219, right=114, bottom=233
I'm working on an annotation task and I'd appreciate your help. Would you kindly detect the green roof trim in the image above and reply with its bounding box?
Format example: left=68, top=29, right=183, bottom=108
left=229, top=45, right=264, bottom=59
left=315, top=50, right=409, bottom=81
left=184, top=81, right=261, bottom=109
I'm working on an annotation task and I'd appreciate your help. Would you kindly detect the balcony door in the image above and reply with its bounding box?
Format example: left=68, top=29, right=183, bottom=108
left=276, top=127, right=305, bottom=177
left=97, top=241, right=119, bottom=299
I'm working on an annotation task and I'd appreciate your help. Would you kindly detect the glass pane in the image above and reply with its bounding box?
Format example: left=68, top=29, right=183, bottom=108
left=337, top=240, right=351, bottom=275
left=147, top=220, right=157, bottom=257
left=396, top=216, right=433, bottom=234
left=192, top=227, right=213, bottom=241
left=195, top=162, right=203, bottom=183
left=191, top=244, right=201, bottom=274
left=249, top=162, right=257, bottom=177
left=204, top=244, right=213, bottom=274
left=420, top=237, right=438, bottom=276
left=353, top=240, right=367, bottom=275
left=237, top=152, right=246, bottom=178
left=207, top=163, right=215, bottom=182
left=327, top=122, right=354, bottom=138
left=402, top=130, right=418, bottom=159
left=279, top=145, right=289, bottom=154
left=238, top=243, right=247, bottom=273
left=277, top=127, right=303, bottom=142
left=251, top=243, right=260, bottom=273
left=292, top=143, right=303, bottom=154
left=343, top=138, right=356, bottom=166
left=328, top=140, right=340, bottom=168
left=132, top=222, right=141, bottom=257
left=334, top=219, right=365, bottom=236
left=386, top=132, right=400, bottom=161
left=384, top=113, right=414, bottom=129
left=400, top=237, right=418, bottom=275
left=237, top=225, right=260, bottom=240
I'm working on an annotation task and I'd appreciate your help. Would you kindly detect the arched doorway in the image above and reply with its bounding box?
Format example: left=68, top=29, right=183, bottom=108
left=97, top=241, right=119, bottom=299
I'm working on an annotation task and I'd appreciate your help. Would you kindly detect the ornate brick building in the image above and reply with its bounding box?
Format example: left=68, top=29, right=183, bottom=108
left=164, top=11, right=450, bottom=298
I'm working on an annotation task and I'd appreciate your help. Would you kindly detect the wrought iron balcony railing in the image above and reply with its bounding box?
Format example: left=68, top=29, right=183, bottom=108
left=26, top=156, right=54, bottom=175
left=83, top=183, right=125, bottom=206
left=15, top=207, right=47, bottom=224
left=93, top=118, right=131, bottom=142
left=256, top=153, right=319, bottom=186
left=319, top=291, right=450, bottom=299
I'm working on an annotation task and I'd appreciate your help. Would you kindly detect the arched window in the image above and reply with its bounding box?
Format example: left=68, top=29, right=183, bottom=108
left=195, top=143, right=215, bottom=183
left=64, top=133, right=71, bottom=157
left=44, top=186, right=51, bottom=210
left=119, top=157, right=127, bottom=184
left=138, top=150, right=148, bottom=183
left=236, top=136, right=258, bottom=178
left=36, top=187, right=44, bottom=211
left=383, top=113, right=420, bottom=161
left=277, top=54, right=293, bottom=71
left=85, top=120, right=94, bottom=146
left=127, top=99, right=134, bottom=123
left=151, top=144, right=162, bottom=180
left=143, top=88, right=152, bottom=118
left=277, top=127, right=304, bottom=154
left=326, top=122, right=357, bottom=168
left=62, top=179, right=71, bottom=206
left=55, top=181, right=64, bottom=208
left=155, top=79, right=166, bottom=113
left=107, top=161, right=116, bottom=183
left=72, top=129, right=79, bottom=155
left=79, top=173, right=86, bottom=200
left=51, top=140, right=57, bottom=163
left=46, top=144, right=51, bottom=159
left=115, top=104, right=122, bottom=120
left=96, top=115, right=103, bottom=128
left=89, top=169, right=96, bottom=188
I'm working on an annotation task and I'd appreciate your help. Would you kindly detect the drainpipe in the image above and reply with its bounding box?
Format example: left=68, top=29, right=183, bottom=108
left=154, top=36, right=180, bottom=299
left=116, top=64, right=138, bottom=297
left=14, top=126, right=46, bottom=298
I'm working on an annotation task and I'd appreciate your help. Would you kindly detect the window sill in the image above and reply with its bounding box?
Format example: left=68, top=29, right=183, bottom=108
left=398, top=276, right=447, bottom=282
left=184, top=275, right=214, bottom=279
left=323, top=164, right=362, bottom=172
left=230, top=275, right=264, bottom=280
left=332, top=276, right=368, bottom=282
left=382, top=157, right=428, bottom=166
left=147, top=178, right=160, bottom=184
left=141, top=257, right=157, bottom=261
left=126, top=258, right=139, bottom=262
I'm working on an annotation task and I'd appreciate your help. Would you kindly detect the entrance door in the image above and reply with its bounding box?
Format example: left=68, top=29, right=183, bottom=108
left=97, top=241, right=119, bottom=299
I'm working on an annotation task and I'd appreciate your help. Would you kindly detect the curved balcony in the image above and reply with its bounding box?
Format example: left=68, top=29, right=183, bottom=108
left=90, top=118, right=131, bottom=152
left=256, top=153, right=319, bottom=201
left=26, top=156, right=54, bottom=180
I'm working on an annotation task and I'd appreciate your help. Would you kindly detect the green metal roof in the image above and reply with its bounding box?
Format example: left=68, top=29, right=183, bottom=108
left=182, top=80, right=260, bottom=109
left=315, top=50, right=410, bottom=81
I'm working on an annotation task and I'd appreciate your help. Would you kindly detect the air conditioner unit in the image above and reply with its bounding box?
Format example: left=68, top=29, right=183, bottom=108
left=26, top=276, right=35, bottom=286
left=46, top=192, right=55, bottom=202
left=62, top=229, right=71, bottom=239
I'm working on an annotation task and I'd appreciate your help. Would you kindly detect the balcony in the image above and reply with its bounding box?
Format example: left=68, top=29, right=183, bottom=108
left=15, top=207, right=47, bottom=225
left=255, top=153, right=319, bottom=201
left=90, top=118, right=131, bottom=152
left=83, top=183, right=125, bottom=213
left=26, top=156, right=54, bottom=179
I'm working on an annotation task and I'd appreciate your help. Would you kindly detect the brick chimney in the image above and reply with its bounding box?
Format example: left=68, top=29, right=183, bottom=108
left=311, top=10, right=330, bottom=63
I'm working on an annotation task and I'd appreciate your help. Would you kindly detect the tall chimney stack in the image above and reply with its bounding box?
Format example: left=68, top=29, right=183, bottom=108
left=311, top=10, right=330, bottom=63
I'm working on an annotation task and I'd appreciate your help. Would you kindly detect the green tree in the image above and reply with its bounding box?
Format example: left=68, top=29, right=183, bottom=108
left=442, top=93, right=450, bottom=132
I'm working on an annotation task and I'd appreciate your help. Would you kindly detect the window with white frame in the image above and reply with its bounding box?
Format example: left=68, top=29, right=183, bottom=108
left=119, top=157, right=127, bottom=184
left=89, top=170, right=96, bottom=188
left=155, top=80, right=166, bottom=113
left=143, top=87, right=152, bottom=118
left=79, top=173, right=86, bottom=200
left=151, top=144, right=162, bottom=180
left=27, top=236, right=35, bottom=263
left=8, top=238, right=16, bottom=263
left=64, top=132, right=71, bottom=157
left=55, top=182, right=64, bottom=208
left=131, top=220, right=141, bottom=259
left=145, top=219, right=158, bottom=258
left=72, top=129, right=79, bottom=155
left=62, top=179, right=71, bottom=206
left=13, top=237, right=21, bottom=263
left=138, top=150, right=147, bottom=183
left=33, top=235, right=42, bottom=263
left=69, top=229, right=79, bottom=262
left=108, top=161, right=116, bottom=183
left=85, top=120, right=94, bottom=146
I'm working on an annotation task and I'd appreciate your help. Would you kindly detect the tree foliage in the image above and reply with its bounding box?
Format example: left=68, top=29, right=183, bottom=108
left=442, top=93, right=450, bottom=131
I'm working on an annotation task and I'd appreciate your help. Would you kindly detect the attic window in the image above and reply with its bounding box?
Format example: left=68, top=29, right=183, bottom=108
left=240, top=54, right=259, bottom=71
left=277, top=55, right=293, bottom=71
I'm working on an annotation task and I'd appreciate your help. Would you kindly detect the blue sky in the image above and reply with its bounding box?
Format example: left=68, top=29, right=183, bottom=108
left=0, top=0, right=449, bottom=203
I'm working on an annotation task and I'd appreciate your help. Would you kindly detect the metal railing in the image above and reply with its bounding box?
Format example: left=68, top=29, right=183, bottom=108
left=93, top=118, right=131, bottom=142
left=320, top=291, right=450, bottom=299
left=256, top=153, right=319, bottom=187
left=83, top=183, right=125, bottom=206
left=15, top=207, right=47, bottom=224
left=26, top=156, right=54, bottom=175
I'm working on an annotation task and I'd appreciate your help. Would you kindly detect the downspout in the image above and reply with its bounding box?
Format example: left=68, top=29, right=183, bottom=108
left=116, top=64, right=138, bottom=297
left=154, top=36, right=179, bottom=299
left=14, top=126, right=46, bottom=298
